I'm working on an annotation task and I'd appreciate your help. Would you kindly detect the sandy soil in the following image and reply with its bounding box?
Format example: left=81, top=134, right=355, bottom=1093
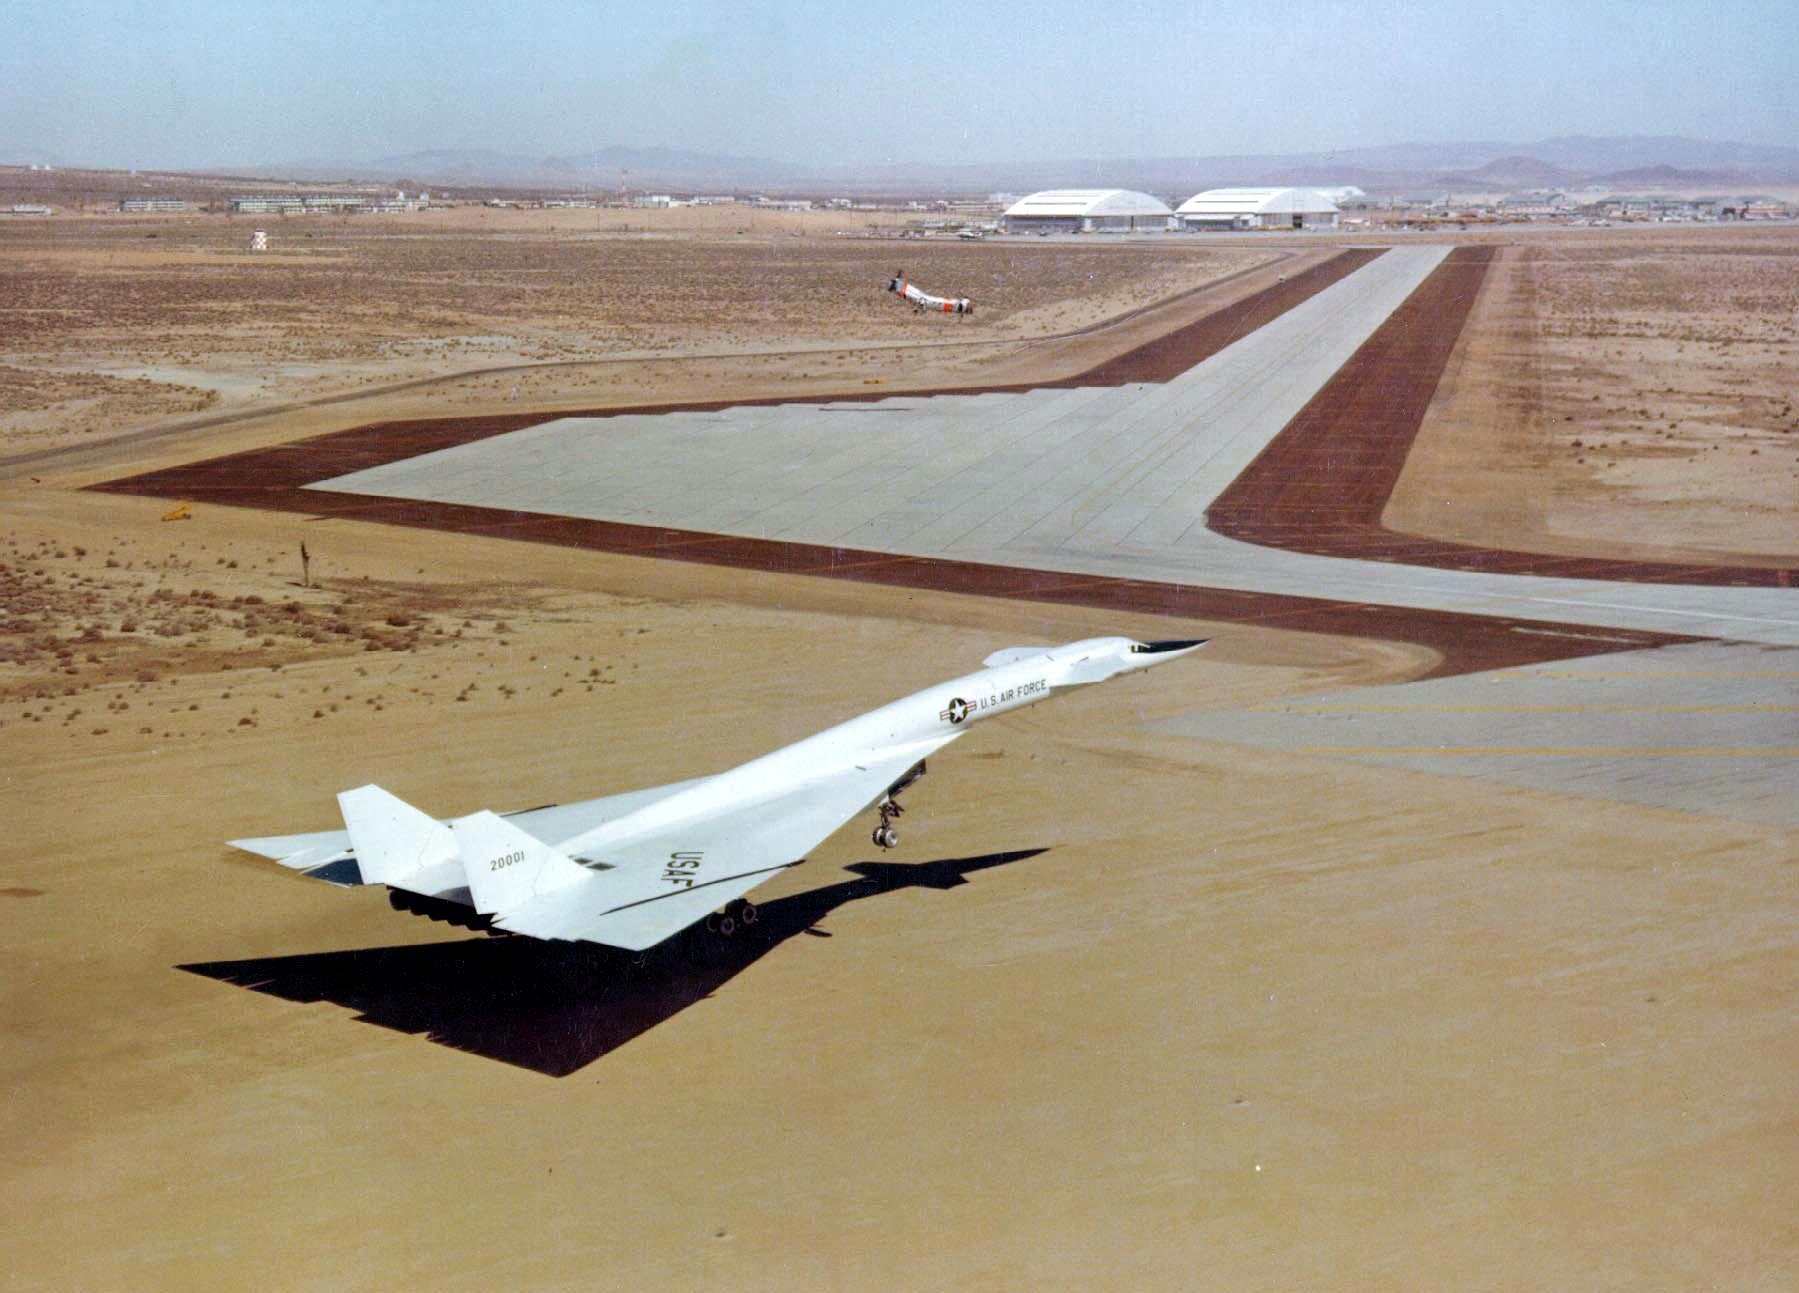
left=4, top=495, right=1792, bottom=1291
left=0, top=211, right=1274, bottom=459
left=2, top=215, right=1794, bottom=1289
left=1387, top=227, right=1799, bottom=565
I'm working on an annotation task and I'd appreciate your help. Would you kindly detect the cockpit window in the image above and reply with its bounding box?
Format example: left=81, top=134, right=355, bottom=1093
left=1132, top=639, right=1205, bottom=654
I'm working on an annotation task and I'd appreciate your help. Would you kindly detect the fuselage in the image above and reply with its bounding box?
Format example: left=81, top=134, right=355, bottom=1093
left=231, top=635, right=1208, bottom=946
left=557, top=637, right=1202, bottom=859
left=887, top=275, right=972, bottom=314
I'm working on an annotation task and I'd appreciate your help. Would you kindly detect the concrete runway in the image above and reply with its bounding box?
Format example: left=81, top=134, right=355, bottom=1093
left=316, top=246, right=1799, bottom=648
left=1158, top=639, right=1799, bottom=830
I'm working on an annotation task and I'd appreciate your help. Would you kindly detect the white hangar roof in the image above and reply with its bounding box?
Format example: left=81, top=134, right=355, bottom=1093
left=1176, top=187, right=1342, bottom=216
left=1004, top=189, right=1174, bottom=218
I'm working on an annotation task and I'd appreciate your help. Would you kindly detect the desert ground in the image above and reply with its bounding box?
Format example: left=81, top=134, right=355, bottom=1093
left=1388, top=228, right=1799, bottom=563
left=0, top=206, right=1279, bottom=460
left=2, top=210, right=1795, bottom=1290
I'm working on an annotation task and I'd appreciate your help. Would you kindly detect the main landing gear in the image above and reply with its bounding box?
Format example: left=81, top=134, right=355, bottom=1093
left=705, top=898, right=759, bottom=937
left=872, top=758, right=927, bottom=850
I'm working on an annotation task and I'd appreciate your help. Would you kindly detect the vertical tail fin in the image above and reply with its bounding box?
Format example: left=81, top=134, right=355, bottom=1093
left=337, top=784, right=456, bottom=889
left=451, top=810, right=593, bottom=914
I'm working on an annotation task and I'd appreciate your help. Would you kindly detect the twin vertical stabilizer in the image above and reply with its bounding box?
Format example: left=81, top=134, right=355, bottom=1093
left=451, top=810, right=590, bottom=913
left=337, top=784, right=460, bottom=895
left=338, top=788, right=594, bottom=912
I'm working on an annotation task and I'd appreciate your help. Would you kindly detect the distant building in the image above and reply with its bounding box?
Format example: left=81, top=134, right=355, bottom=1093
left=228, top=194, right=368, bottom=214
left=363, top=192, right=428, bottom=214
left=1002, top=189, right=1174, bottom=234
left=120, top=197, right=189, bottom=212
left=5, top=203, right=54, bottom=216
left=1496, top=192, right=1574, bottom=218
left=1174, top=187, right=1341, bottom=231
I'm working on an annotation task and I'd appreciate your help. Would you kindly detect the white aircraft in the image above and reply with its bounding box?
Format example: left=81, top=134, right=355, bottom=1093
left=232, top=637, right=1204, bottom=950
left=886, top=270, right=973, bottom=314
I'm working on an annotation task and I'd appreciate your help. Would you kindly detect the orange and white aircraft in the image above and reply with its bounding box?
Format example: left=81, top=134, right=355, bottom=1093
left=886, top=271, right=972, bottom=314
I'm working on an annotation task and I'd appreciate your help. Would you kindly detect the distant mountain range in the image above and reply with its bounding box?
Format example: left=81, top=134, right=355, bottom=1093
left=227, top=144, right=819, bottom=191
left=11, top=135, right=1799, bottom=195
left=3, top=146, right=63, bottom=168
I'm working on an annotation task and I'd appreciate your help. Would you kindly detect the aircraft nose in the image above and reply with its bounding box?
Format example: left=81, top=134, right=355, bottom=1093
left=1130, top=638, right=1208, bottom=655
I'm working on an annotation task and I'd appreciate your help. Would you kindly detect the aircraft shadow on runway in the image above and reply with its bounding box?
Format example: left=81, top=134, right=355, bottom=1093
left=179, top=848, right=1047, bottom=1078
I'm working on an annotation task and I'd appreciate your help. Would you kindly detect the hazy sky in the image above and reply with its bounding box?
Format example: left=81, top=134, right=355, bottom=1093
left=3, top=0, right=1794, bottom=168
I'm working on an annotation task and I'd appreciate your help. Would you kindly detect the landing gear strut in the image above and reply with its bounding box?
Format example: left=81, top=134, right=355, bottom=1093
left=871, top=758, right=927, bottom=850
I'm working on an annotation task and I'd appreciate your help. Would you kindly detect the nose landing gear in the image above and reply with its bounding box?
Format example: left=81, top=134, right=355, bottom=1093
left=872, top=798, right=902, bottom=850
left=871, top=757, right=926, bottom=850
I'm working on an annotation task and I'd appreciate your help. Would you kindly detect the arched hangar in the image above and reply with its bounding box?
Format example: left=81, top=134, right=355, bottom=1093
left=1003, top=189, right=1174, bottom=234
left=1175, top=187, right=1342, bottom=231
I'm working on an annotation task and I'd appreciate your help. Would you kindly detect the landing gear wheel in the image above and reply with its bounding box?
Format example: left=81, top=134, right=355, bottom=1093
left=739, top=902, right=758, bottom=925
left=870, top=763, right=927, bottom=851
left=717, top=914, right=736, bottom=937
